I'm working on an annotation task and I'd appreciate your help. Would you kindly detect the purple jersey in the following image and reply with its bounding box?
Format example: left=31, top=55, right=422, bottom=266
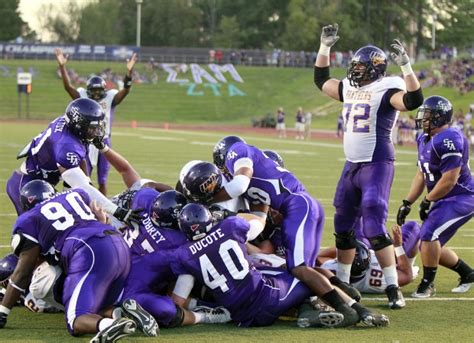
left=22, top=116, right=87, bottom=186
left=277, top=112, right=285, bottom=123
left=12, top=189, right=114, bottom=257
left=170, top=216, right=274, bottom=324
left=417, top=128, right=474, bottom=197
left=225, top=142, right=305, bottom=210
left=123, top=188, right=187, bottom=256
left=296, top=111, right=304, bottom=123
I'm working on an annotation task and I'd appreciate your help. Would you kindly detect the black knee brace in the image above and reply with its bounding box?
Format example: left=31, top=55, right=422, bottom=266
left=334, top=231, right=358, bottom=250
left=369, top=234, right=393, bottom=251
left=167, top=304, right=185, bottom=328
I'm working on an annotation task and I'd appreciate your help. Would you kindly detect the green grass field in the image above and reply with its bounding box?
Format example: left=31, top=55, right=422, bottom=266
left=0, top=122, right=473, bottom=342
left=1, top=59, right=472, bottom=130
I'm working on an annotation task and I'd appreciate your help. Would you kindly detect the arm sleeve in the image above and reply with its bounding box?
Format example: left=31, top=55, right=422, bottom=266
left=402, top=88, right=424, bottom=111
left=338, top=82, right=344, bottom=102
left=61, top=167, right=118, bottom=214
left=314, top=66, right=330, bottom=90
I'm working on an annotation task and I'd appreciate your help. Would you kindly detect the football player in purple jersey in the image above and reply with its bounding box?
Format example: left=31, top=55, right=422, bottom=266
left=397, top=96, right=474, bottom=297
left=170, top=203, right=350, bottom=328
left=5, top=98, right=142, bottom=227
left=56, top=48, right=138, bottom=195
left=0, top=180, right=158, bottom=341
left=314, top=24, right=424, bottom=309
left=210, top=136, right=357, bottom=316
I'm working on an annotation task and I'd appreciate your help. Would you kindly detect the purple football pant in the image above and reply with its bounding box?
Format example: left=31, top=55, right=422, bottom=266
left=243, top=269, right=311, bottom=327
left=420, top=194, right=474, bottom=245
left=87, top=137, right=111, bottom=186
left=334, top=161, right=394, bottom=239
left=280, top=192, right=324, bottom=270
left=122, top=254, right=177, bottom=326
left=61, top=233, right=131, bottom=335
left=5, top=170, right=37, bottom=215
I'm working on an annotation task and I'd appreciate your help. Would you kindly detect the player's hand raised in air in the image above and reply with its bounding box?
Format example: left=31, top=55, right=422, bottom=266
left=126, top=53, right=138, bottom=73
left=390, top=39, right=410, bottom=66
left=55, top=48, right=69, bottom=66
left=320, top=23, right=340, bottom=48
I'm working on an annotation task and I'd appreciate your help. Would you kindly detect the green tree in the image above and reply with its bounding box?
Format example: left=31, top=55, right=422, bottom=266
left=280, top=0, right=318, bottom=51
left=77, top=0, right=120, bottom=44
left=213, top=16, right=241, bottom=48
left=435, top=0, right=474, bottom=50
left=0, top=0, right=25, bottom=41
left=39, top=1, right=82, bottom=43
left=218, top=0, right=288, bottom=48
left=140, top=0, right=203, bottom=47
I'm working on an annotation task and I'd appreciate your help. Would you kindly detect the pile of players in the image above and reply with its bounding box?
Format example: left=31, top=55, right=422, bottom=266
left=0, top=23, right=473, bottom=343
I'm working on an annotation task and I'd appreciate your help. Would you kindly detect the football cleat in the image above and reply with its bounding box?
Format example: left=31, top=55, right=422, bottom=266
left=121, top=299, right=159, bottom=337
left=297, top=310, right=344, bottom=328
left=90, top=318, right=136, bottom=343
left=193, top=306, right=232, bottom=324
left=451, top=271, right=474, bottom=293
left=334, top=303, right=360, bottom=327
left=385, top=285, right=406, bottom=309
left=411, top=282, right=436, bottom=298
left=358, top=308, right=390, bottom=327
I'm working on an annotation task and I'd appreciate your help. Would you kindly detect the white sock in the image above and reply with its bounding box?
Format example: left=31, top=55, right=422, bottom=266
left=383, top=265, right=399, bottom=287
left=193, top=311, right=204, bottom=324
left=98, top=318, right=115, bottom=332
left=337, top=263, right=352, bottom=283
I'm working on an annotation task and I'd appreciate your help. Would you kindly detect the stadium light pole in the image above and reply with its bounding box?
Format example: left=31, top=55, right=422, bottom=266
left=136, top=0, right=143, bottom=47
left=431, top=13, right=437, bottom=51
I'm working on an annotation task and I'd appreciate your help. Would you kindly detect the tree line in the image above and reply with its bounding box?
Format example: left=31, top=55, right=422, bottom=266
left=2, top=0, right=473, bottom=57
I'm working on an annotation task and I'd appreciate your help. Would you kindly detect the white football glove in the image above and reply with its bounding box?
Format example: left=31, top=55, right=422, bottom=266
left=320, top=24, right=340, bottom=48
left=390, top=39, right=410, bottom=66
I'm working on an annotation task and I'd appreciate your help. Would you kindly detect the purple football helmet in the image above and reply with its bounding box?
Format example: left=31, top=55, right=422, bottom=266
left=415, top=95, right=453, bottom=134
left=65, top=98, right=105, bottom=143
left=86, top=75, right=107, bottom=101
left=347, top=45, right=387, bottom=87
left=20, top=180, right=56, bottom=211
left=178, top=203, right=214, bottom=241
left=151, top=190, right=188, bottom=229
left=263, top=150, right=285, bottom=168
left=212, top=135, right=246, bottom=170
left=182, top=162, right=223, bottom=203
left=0, top=254, right=18, bottom=281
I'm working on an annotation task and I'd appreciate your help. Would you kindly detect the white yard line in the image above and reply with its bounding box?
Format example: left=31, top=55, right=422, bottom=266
left=364, top=297, right=474, bottom=301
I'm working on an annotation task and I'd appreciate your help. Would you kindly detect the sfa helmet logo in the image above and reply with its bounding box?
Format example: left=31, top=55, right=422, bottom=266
left=70, top=106, right=81, bottom=121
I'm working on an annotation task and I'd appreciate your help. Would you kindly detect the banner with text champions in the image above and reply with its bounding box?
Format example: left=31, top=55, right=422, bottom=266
left=0, top=42, right=139, bottom=60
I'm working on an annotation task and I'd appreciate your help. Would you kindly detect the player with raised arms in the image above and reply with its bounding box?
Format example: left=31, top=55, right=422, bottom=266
left=314, top=23, right=423, bottom=309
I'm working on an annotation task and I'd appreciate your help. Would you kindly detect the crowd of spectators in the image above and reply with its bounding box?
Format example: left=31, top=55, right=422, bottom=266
left=417, top=59, right=473, bottom=95
left=392, top=105, right=474, bottom=148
